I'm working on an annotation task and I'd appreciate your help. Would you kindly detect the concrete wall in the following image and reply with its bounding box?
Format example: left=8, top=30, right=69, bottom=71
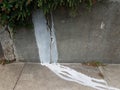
left=54, top=1, right=120, bottom=63
left=0, top=43, right=3, bottom=58
left=13, top=1, right=120, bottom=63
left=14, top=28, right=40, bottom=62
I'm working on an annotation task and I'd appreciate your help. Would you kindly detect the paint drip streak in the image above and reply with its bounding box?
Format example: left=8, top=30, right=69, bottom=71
left=32, top=10, right=120, bottom=90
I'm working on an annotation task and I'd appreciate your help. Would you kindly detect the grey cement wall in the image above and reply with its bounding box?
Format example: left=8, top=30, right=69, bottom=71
left=13, top=1, right=120, bottom=63
left=54, top=1, right=120, bottom=63
left=14, top=28, right=40, bottom=62
left=0, top=43, right=3, bottom=58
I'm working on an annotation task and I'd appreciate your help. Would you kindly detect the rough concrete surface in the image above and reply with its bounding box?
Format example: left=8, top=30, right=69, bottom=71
left=100, top=64, right=120, bottom=89
left=0, top=63, right=120, bottom=90
left=0, top=43, right=3, bottom=58
left=0, top=63, right=24, bottom=90
left=13, top=63, right=100, bottom=90
left=54, top=1, right=120, bottom=63
left=4, top=0, right=119, bottom=63
left=14, top=28, right=40, bottom=62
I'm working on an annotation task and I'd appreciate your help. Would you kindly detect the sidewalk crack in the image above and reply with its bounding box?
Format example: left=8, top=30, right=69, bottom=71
left=13, top=63, right=26, bottom=90
left=98, top=66, right=105, bottom=79
left=98, top=66, right=110, bottom=90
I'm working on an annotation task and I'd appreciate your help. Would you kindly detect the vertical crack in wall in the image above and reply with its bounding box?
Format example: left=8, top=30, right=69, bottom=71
left=46, top=12, right=58, bottom=63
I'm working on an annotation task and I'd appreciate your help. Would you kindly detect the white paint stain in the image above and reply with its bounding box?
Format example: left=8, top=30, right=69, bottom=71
left=45, top=63, right=120, bottom=90
left=32, top=10, right=120, bottom=90
left=50, top=12, right=58, bottom=63
left=100, top=22, right=105, bottom=29
left=32, top=10, right=51, bottom=64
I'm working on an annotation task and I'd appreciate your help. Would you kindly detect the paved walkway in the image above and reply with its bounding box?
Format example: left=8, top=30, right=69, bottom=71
left=0, top=63, right=120, bottom=90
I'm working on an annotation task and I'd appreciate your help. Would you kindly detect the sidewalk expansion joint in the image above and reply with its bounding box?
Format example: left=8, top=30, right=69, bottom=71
left=98, top=66, right=110, bottom=89
left=13, top=63, right=26, bottom=90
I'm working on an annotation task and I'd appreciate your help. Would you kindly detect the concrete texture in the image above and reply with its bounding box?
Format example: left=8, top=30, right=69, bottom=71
left=15, top=63, right=94, bottom=90
left=100, top=64, right=120, bottom=89
left=9, top=0, right=120, bottom=63
left=0, top=63, right=120, bottom=90
left=14, top=28, right=40, bottom=62
left=54, top=1, right=120, bottom=63
left=64, top=63, right=102, bottom=79
left=0, top=43, right=3, bottom=58
left=0, top=63, right=24, bottom=90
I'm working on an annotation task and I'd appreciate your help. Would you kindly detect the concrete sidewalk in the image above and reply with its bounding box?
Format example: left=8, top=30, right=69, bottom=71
left=0, top=63, right=120, bottom=90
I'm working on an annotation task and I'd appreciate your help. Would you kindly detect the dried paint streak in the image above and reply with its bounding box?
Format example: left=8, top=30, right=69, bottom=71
left=44, top=63, right=120, bottom=90
left=32, top=10, right=120, bottom=90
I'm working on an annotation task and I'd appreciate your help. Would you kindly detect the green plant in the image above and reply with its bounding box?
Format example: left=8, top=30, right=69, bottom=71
left=0, top=56, right=16, bottom=65
left=82, top=61, right=106, bottom=67
left=0, top=0, right=33, bottom=27
left=0, top=0, right=99, bottom=28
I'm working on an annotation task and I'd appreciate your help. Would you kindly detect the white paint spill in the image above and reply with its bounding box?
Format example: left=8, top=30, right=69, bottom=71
left=50, top=12, right=58, bottom=63
left=45, top=63, right=120, bottom=90
left=100, top=22, right=105, bottom=29
left=32, top=10, right=120, bottom=90
left=32, top=10, right=51, bottom=64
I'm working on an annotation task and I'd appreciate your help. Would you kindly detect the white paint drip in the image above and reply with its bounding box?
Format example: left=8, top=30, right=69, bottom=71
left=50, top=12, right=58, bottom=63
left=32, top=10, right=120, bottom=90
left=45, top=63, right=120, bottom=90
left=100, top=22, right=105, bottom=29
left=32, top=10, right=51, bottom=64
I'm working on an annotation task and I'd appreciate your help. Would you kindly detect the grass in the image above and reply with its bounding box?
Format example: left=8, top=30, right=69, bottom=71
left=82, top=61, right=106, bottom=67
